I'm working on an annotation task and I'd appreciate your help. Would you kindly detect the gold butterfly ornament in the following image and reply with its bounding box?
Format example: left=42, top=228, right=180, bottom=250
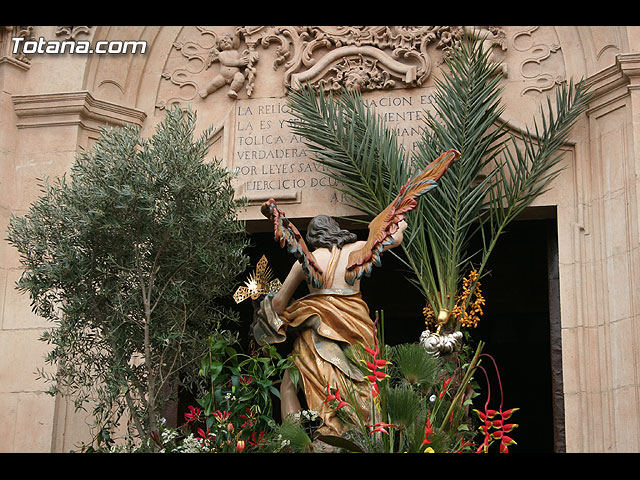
left=233, top=255, right=282, bottom=304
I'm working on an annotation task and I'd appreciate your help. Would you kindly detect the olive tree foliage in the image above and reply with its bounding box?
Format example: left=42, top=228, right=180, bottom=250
left=6, top=106, right=250, bottom=445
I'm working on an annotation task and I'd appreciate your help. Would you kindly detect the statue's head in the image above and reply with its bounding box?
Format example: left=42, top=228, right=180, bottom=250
left=219, top=33, right=238, bottom=50
left=306, top=215, right=357, bottom=249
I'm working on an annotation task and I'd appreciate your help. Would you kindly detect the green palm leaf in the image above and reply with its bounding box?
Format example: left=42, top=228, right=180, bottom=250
left=286, top=32, right=591, bottom=334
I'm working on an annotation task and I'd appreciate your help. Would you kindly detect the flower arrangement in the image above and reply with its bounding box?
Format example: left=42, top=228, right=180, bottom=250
left=306, top=312, right=494, bottom=453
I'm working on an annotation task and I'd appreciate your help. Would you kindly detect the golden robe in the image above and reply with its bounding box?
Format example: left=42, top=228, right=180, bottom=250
left=253, top=289, right=376, bottom=436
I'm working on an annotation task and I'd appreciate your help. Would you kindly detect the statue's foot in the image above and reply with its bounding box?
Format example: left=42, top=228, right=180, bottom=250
left=199, top=90, right=208, bottom=99
left=227, top=89, right=238, bottom=99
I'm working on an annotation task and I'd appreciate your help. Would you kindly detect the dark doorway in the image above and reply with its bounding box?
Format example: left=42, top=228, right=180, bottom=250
left=466, top=214, right=561, bottom=453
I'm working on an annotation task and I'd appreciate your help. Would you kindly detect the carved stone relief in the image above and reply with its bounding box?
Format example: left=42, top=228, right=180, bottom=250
left=0, top=26, right=35, bottom=67
left=156, top=26, right=509, bottom=109
left=54, top=26, right=93, bottom=41
left=153, top=26, right=578, bottom=221
left=511, top=26, right=564, bottom=96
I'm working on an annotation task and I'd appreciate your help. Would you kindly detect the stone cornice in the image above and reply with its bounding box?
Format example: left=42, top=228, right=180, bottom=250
left=12, top=90, right=147, bottom=131
left=586, top=53, right=640, bottom=115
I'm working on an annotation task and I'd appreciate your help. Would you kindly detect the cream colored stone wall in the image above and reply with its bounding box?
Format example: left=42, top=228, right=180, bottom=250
left=0, top=25, right=639, bottom=452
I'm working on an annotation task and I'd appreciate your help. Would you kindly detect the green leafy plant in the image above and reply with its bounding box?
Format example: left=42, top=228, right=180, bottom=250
left=6, top=105, right=250, bottom=450
left=195, top=329, right=299, bottom=438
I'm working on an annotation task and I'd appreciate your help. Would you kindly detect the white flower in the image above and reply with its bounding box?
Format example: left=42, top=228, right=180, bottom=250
left=429, top=394, right=437, bottom=402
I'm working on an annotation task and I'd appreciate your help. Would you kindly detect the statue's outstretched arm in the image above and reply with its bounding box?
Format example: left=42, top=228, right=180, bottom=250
left=272, top=261, right=306, bottom=314
left=261, top=199, right=324, bottom=289
left=345, top=148, right=460, bottom=285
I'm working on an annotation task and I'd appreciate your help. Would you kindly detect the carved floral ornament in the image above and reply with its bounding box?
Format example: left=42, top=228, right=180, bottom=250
left=0, top=26, right=35, bottom=65
left=157, top=26, right=508, bottom=108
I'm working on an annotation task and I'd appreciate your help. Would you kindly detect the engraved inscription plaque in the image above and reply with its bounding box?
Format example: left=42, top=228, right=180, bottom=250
left=231, top=88, right=437, bottom=220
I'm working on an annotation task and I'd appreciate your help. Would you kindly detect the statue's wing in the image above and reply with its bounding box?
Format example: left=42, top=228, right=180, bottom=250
left=261, top=199, right=325, bottom=289
left=345, top=149, right=460, bottom=285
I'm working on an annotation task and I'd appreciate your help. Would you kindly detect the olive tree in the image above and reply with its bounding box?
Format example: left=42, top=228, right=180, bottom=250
left=6, top=106, right=250, bottom=448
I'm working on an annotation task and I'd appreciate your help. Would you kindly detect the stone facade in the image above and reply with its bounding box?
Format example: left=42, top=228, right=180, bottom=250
left=1, top=26, right=639, bottom=452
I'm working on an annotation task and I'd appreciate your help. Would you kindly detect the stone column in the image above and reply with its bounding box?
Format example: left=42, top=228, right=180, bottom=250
left=562, top=53, right=640, bottom=452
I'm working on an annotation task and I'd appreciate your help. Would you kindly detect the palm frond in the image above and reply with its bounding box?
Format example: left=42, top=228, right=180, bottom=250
left=287, top=85, right=412, bottom=216
left=285, top=33, right=591, bottom=334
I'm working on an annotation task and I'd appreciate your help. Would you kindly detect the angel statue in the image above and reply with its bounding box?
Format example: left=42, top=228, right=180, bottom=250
left=199, top=32, right=256, bottom=99
left=251, top=149, right=459, bottom=437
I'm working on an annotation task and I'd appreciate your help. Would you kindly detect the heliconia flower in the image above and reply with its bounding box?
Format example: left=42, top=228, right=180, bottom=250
left=184, top=405, right=201, bottom=422
left=477, top=442, right=489, bottom=454
left=501, top=435, right=516, bottom=446
left=363, top=360, right=378, bottom=372
left=500, top=408, right=519, bottom=420
left=473, top=409, right=487, bottom=422
left=366, top=370, right=389, bottom=383
left=371, top=382, right=379, bottom=398
left=362, top=343, right=378, bottom=357
left=362, top=358, right=390, bottom=370
left=421, top=416, right=435, bottom=446
left=438, top=376, right=453, bottom=399
left=502, top=423, right=518, bottom=433
left=368, top=422, right=396, bottom=435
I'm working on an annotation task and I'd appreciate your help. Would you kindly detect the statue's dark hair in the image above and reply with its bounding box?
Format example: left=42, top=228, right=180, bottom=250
left=305, top=215, right=358, bottom=249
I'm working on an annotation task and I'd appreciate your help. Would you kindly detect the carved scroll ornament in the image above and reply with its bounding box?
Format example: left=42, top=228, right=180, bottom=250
left=158, top=26, right=507, bottom=108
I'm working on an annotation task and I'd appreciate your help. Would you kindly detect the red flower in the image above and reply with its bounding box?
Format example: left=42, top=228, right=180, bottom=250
left=249, top=431, right=266, bottom=449
left=371, top=382, right=380, bottom=399
left=439, top=376, right=453, bottom=399
left=184, top=405, right=201, bottom=422
left=455, top=438, right=476, bottom=453
left=362, top=344, right=378, bottom=358
left=421, top=415, right=435, bottom=446
left=324, top=385, right=348, bottom=410
left=196, top=427, right=215, bottom=445
left=212, top=410, right=232, bottom=423
left=366, top=370, right=389, bottom=383
left=368, top=422, right=396, bottom=435
left=501, top=408, right=519, bottom=420
left=474, top=406, right=519, bottom=453
left=239, top=375, right=253, bottom=386
left=502, top=423, right=518, bottom=433
left=236, top=440, right=245, bottom=452
left=240, top=408, right=257, bottom=428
